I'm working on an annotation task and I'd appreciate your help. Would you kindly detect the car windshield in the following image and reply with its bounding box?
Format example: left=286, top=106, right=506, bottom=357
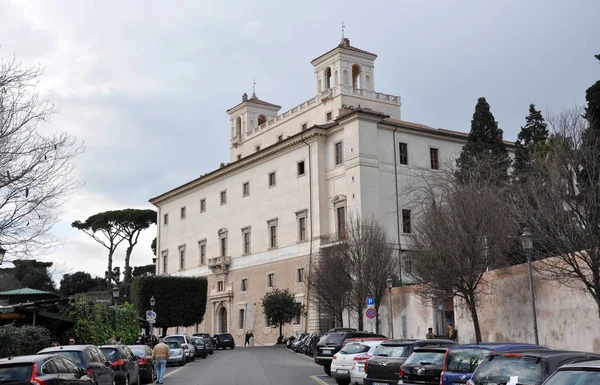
left=340, top=344, right=370, bottom=355
left=191, top=338, right=204, bottom=346
left=0, top=363, right=33, bottom=383
left=545, top=369, right=600, bottom=385
left=471, top=356, right=544, bottom=385
left=446, top=348, right=492, bottom=373
left=165, top=336, right=185, bottom=344
left=99, top=348, right=119, bottom=362
left=219, top=334, right=232, bottom=339
left=373, top=345, right=408, bottom=358
left=166, top=342, right=180, bottom=349
left=129, top=347, right=146, bottom=356
left=47, top=351, right=85, bottom=366
left=404, top=351, right=445, bottom=366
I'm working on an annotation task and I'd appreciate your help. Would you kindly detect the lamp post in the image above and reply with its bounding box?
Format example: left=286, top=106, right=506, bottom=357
left=386, top=277, right=394, bottom=339
left=112, top=285, right=120, bottom=335
left=149, top=296, right=156, bottom=338
left=520, top=228, right=539, bottom=345
left=0, top=244, right=6, bottom=266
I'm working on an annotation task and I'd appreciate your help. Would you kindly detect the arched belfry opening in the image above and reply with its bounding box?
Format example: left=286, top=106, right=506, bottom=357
left=258, top=114, right=266, bottom=126
left=352, top=64, right=361, bottom=89
left=325, top=67, right=332, bottom=89
left=235, top=117, right=242, bottom=137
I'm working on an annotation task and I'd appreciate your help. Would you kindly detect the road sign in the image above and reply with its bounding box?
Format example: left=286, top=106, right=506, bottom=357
left=148, top=319, right=156, bottom=324
left=365, top=307, right=377, bottom=319
left=366, top=316, right=376, bottom=325
left=146, top=310, right=157, bottom=321
left=366, top=297, right=375, bottom=307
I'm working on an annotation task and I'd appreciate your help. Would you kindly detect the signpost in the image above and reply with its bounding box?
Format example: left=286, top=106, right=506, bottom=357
left=365, top=307, right=377, bottom=325
left=366, top=297, right=375, bottom=308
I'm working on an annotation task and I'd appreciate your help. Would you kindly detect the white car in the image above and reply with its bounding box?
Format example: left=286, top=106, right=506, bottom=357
left=331, top=339, right=387, bottom=385
left=164, top=334, right=195, bottom=362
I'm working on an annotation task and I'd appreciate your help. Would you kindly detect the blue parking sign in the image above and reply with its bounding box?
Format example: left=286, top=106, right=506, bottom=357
left=366, top=297, right=375, bottom=305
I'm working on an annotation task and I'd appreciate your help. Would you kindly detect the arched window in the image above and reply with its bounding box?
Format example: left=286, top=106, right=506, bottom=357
left=325, top=67, right=332, bottom=89
left=235, top=117, right=242, bottom=137
left=343, top=69, right=349, bottom=85
left=365, top=74, right=371, bottom=90
left=352, top=65, right=361, bottom=89
left=258, top=114, right=266, bottom=126
left=334, top=70, right=339, bottom=86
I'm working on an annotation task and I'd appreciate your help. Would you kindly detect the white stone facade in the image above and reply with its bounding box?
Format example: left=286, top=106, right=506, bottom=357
left=149, top=38, right=514, bottom=344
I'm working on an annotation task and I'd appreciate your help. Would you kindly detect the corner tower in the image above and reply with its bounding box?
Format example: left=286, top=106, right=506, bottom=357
left=226, top=92, right=281, bottom=150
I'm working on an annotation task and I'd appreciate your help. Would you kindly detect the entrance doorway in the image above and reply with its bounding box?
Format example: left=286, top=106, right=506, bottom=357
left=219, top=306, right=227, bottom=333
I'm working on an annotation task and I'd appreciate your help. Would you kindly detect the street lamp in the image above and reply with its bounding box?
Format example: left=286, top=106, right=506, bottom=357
left=149, top=296, right=156, bottom=338
left=386, top=277, right=394, bottom=339
left=520, top=228, right=539, bottom=345
left=112, top=286, right=120, bottom=335
left=0, top=244, right=6, bottom=266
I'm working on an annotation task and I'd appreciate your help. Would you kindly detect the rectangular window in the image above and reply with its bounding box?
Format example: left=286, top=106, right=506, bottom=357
left=220, top=236, right=227, bottom=256
left=217, top=281, right=224, bottom=292
left=301, top=123, right=307, bottom=131
left=399, top=142, right=408, bottom=165
left=268, top=172, right=276, bottom=187
left=402, top=209, right=412, bottom=234
left=278, top=135, right=283, bottom=142
left=293, top=302, right=301, bottom=325
left=162, top=254, right=168, bottom=274
left=199, top=241, right=206, bottom=265
left=241, top=278, right=248, bottom=292
left=297, top=161, right=305, bottom=176
left=326, top=111, right=332, bottom=121
left=163, top=213, right=169, bottom=225
left=243, top=182, right=250, bottom=197
left=296, top=268, right=304, bottom=283
left=337, top=206, right=346, bottom=238
left=220, top=190, right=227, bottom=205
left=335, top=142, right=343, bottom=165
left=267, top=273, right=275, bottom=288
left=242, top=228, right=251, bottom=254
left=269, top=223, right=277, bottom=248
left=180, top=207, right=186, bottom=219
left=430, top=148, right=439, bottom=170
left=404, top=253, right=413, bottom=274
left=298, top=216, right=306, bottom=241
left=238, top=309, right=245, bottom=329
left=200, top=199, right=206, bottom=212
left=179, top=248, right=185, bottom=269
left=255, top=145, right=261, bottom=152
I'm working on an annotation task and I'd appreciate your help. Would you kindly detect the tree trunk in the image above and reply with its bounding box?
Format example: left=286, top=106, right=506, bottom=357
left=107, top=250, right=113, bottom=290
left=467, top=295, right=482, bottom=343
left=123, top=244, right=133, bottom=287
left=357, top=305, right=364, bottom=331
left=279, top=324, right=283, bottom=339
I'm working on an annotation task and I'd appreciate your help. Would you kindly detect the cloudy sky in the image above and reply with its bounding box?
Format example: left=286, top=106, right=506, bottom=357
left=1, top=0, right=598, bottom=283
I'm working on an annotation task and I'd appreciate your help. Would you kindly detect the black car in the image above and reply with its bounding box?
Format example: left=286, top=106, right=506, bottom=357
left=190, top=337, right=208, bottom=359
left=400, top=347, right=449, bottom=384
left=314, top=330, right=387, bottom=376
left=543, top=359, right=600, bottom=384
left=192, top=333, right=214, bottom=355
left=38, top=345, right=115, bottom=385
left=213, top=333, right=235, bottom=350
left=0, top=353, right=93, bottom=384
left=128, top=345, right=155, bottom=384
left=100, top=345, right=140, bottom=385
left=364, top=339, right=455, bottom=385
left=468, top=349, right=600, bottom=385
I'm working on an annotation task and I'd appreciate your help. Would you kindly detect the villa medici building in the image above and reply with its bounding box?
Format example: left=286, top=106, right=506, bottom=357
left=149, top=38, right=505, bottom=343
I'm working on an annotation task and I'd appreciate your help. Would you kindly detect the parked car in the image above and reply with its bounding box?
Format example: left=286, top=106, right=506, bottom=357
left=165, top=341, right=186, bottom=366
left=38, top=344, right=115, bottom=385
left=0, top=354, right=94, bottom=384
left=315, top=330, right=387, bottom=376
left=543, top=359, right=600, bottom=384
left=467, top=349, right=600, bottom=385
left=399, top=346, right=450, bottom=384
left=128, top=344, right=155, bottom=384
left=192, top=333, right=214, bottom=355
left=164, top=335, right=195, bottom=362
left=363, top=339, right=455, bottom=385
left=441, top=343, right=545, bottom=385
left=213, top=333, right=235, bottom=350
left=331, top=338, right=387, bottom=385
left=99, top=345, right=141, bottom=385
left=190, top=337, right=208, bottom=359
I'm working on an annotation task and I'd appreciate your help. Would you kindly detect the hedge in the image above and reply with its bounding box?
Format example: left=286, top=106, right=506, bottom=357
left=0, top=324, right=51, bottom=358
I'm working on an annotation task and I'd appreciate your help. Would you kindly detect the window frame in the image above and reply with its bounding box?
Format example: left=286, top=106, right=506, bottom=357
left=240, top=278, right=248, bottom=293
left=238, top=308, right=245, bottom=330
left=430, top=147, right=439, bottom=170
left=268, top=171, right=276, bottom=187
left=297, top=160, right=306, bottom=177
left=301, top=122, right=308, bottom=131
left=180, top=206, right=186, bottom=220
left=399, top=142, right=408, bottom=165
left=402, top=209, right=412, bottom=234
left=336, top=206, right=346, bottom=239
left=296, top=268, right=305, bottom=284
left=326, top=111, right=333, bottom=121
left=200, top=198, right=206, bottom=213
left=198, top=240, right=207, bottom=266
left=334, top=141, right=343, bottom=166
left=267, top=272, right=275, bottom=288
left=220, top=190, right=227, bottom=205
left=178, top=245, right=186, bottom=270
left=217, top=280, right=224, bottom=292
left=163, top=213, right=169, bottom=226
left=267, top=219, right=278, bottom=249
left=242, top=227, right=251, bottom=255
left=161, top=250, right=168, bottom=274
left=293, top=302, right=302, bottom=325
left=219, top=232, right=228, bottom=257
left=242, top=182, right=250, bottom=197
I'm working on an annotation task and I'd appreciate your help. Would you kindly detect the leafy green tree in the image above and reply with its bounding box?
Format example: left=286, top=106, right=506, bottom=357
left=457, top=97, right=510, bottom=183
left=151, top=237, right=157, bottom=256
left=513, top=104, right=549, bottom=181
left=12, top=260, right=56, bottom=292
left=59, top=271, right=106, bottom=296
left=132, top=264, right=155, bottom=277
left=0, top=325, right=51, bottom=358
left=261, top=288, right=303, bottom=342
left=130, top=276, right=207, bottom=329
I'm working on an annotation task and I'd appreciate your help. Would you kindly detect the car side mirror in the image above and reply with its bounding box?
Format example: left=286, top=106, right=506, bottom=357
left=105, top=361, right=111, bottom=367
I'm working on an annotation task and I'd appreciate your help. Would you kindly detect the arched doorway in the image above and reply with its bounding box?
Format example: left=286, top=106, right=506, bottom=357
left=218, top=306, right=227, bottom=333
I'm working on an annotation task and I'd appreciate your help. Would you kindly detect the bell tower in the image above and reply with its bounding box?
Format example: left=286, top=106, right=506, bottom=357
left=226, top=90, right=281, bottom=149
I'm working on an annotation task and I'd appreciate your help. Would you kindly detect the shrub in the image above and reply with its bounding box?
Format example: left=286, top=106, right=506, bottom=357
left=0, top=324, right=51, bottom=358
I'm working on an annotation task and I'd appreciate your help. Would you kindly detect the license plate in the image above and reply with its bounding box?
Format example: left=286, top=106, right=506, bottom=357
left=374, top=383, right=388, bottom=385
left=323, top=349, right=331, bottom=354
left=223, top=339, right=229, bottom=342
left=336, top=369, right=349, bottom=374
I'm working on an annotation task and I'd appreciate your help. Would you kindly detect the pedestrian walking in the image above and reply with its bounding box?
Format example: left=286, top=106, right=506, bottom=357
left=151, top=335, right=158, bottom=348
left=426, top=328, right=435, bottom=339
left=447, top=323, right=457, bottom=341
left=152, top=338, right=170, bottom=385
left=244, top=331, right=251, bottom=347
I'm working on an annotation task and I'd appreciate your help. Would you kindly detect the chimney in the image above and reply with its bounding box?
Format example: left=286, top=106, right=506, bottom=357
left=339, top=38, right=350, bottom=48
left=242, top=93, right=248, bottom=102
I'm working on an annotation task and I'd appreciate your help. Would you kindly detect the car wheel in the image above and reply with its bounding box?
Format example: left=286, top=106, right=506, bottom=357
left=323, top=365, right=331, bottom=376
left=191, top=355, right=195, bottom=362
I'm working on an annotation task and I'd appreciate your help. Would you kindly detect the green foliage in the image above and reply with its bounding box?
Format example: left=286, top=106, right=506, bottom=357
left=59, top=271, right=106, bottom=296
left=513, top=104, right=549, bottom=180
left=60, top=297, right=139, bottom=345
left=261, top=288, right=304, bottom=338
left=130, top=276, right=207, bottom=328
left=11, top=260, right=56, bottom=292
left=132, top=264, right=155, bottom=278
left=457, top=97, right=510, bottom=183
left=0, top=324, right=51, bottom=358
left=151, top=237, right=157, bottom=256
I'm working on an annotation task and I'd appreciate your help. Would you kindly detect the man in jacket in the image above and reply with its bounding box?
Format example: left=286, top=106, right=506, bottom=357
left=152, top=338, right=170, bottom=384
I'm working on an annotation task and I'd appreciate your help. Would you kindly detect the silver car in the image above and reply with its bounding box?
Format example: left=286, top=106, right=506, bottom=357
left=164, top=335, right=195, bottom=362
left=165, top=341, right=186, bottom=366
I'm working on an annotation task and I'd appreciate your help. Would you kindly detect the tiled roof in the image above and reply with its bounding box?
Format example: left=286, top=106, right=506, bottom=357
left=311, top=38, right=377, bottom=64
left=226, top=93, right=281, bottom=113
left=0, top=288, right=60, bottom=296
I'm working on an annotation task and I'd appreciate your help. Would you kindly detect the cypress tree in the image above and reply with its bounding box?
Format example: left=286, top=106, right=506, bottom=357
left=513, top=104, right=549, bottom=180
left=457, top=97, right=510, bottom=183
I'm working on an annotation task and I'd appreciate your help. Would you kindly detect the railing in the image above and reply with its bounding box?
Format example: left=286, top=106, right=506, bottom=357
left=207, top=256, right=231, bottom=268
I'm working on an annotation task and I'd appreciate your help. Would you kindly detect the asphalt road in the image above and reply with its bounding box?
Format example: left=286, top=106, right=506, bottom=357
left=161, top=346, right=335, bottom=385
